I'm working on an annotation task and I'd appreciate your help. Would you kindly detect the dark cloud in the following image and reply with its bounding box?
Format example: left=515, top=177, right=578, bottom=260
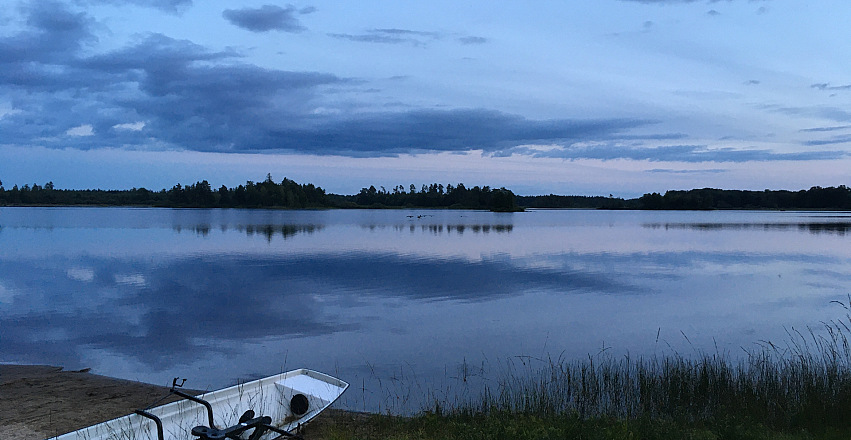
left=375, top=28, right=441, bottom=37
left=0, top=1, right=95, bottom=63
left=222, top=4, right=307, bottom=33
left=811, top=83, right=851, bottom=92
left=0, top=24, right=343, bottom=150
left=81, top=33, right=236, bottom=73
left=511, top=143, right=847, bottom=162
left=0, top=2, right=99, bottom=98
left=329, top=28, right=441, bottom=46
left=800, top=125, right=851, bottom=133
left=0, top=7, right=658, bottom=158
left=329, top=32, right=413, bottom=45
left=765, top=105, right=851, bottom=123
left=258, top=111, right=654, bottom=156
left=803, top=136, right=851, bottom=147
left=458, top=36, right=488, bottom=45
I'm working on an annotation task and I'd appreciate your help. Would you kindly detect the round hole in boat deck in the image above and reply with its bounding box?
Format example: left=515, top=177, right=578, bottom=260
left=290, top=393, right=309, bottom=416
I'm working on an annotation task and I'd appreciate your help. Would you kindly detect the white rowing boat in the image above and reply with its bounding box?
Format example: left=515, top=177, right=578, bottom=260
left=49, top=368, right=348, bottom=440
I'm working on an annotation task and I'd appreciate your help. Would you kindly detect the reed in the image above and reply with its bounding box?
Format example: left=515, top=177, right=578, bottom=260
left=322, top=300, right=851, bottom=439
left=453, top=305, right=851, bottom=433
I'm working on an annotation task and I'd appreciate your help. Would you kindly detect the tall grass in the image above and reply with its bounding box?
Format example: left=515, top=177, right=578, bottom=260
left=320, top=301, right=851, bottom=439
left=456, top=304, right=851, bottom=433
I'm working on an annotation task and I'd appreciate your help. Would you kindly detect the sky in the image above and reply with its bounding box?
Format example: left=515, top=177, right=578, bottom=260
left=1, top=0, right=850, bottom=197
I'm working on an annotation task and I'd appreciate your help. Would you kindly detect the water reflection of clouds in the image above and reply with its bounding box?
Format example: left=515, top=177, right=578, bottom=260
left=1, top=258, right=352, bottom=370
left=269, top=251, right=630, bottom=300
left=0, top=281, right=12, bottom=304
left=66, top=267, right=95, bottom=282
left=114, top=273, right=146, bottom=287
left=0, top=250, right=634, bottom=371
left=2, top=247, right=849, bottom=408
left=6, top=248, right=843, bottom=371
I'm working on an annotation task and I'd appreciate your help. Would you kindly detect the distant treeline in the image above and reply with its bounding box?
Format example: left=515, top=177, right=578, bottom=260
left=0, top=176, right=520, bottom=211
left=635, top=186, right=851, bottom=210
left=517, top=186, right=851, bottom=211
left=0, top=176, right=327, bottom=209
left=335, top=183, right=520, bottom=211
left=516, top=194, right=626, bottom=209
left=2, top=177, right=851, bottom=211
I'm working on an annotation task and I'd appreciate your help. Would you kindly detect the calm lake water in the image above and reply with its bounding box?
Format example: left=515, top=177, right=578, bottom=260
left=2, top=207, right=851, bottom=411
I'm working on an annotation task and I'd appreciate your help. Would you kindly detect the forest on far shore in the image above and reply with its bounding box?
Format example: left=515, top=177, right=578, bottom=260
left=2, top=175, right=851, bottom=211
left=520, top=186, right=851, bottom=210
left=0, top=175, right=522, bottom=211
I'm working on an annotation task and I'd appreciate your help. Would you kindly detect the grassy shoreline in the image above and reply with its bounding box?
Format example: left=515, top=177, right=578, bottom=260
left=319, top=304, right=851, bottom=439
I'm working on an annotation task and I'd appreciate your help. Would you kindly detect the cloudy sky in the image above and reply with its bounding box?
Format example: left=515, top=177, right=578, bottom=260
left=1, top=0, right=850, bottom=196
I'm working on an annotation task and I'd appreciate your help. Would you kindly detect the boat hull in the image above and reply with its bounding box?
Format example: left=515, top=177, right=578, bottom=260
left=49, top=369, right=348, bottom=440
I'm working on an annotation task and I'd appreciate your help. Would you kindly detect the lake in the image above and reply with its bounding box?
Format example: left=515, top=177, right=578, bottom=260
left=2, top=207, right=851, bottom=412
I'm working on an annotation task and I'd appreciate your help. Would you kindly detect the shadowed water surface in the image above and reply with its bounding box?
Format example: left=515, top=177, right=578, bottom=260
left=2, top=207, right=851, bottom=412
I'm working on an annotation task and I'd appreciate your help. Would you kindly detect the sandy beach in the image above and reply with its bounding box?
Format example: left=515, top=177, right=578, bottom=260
left=0, top=364, right=349, bottom=440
